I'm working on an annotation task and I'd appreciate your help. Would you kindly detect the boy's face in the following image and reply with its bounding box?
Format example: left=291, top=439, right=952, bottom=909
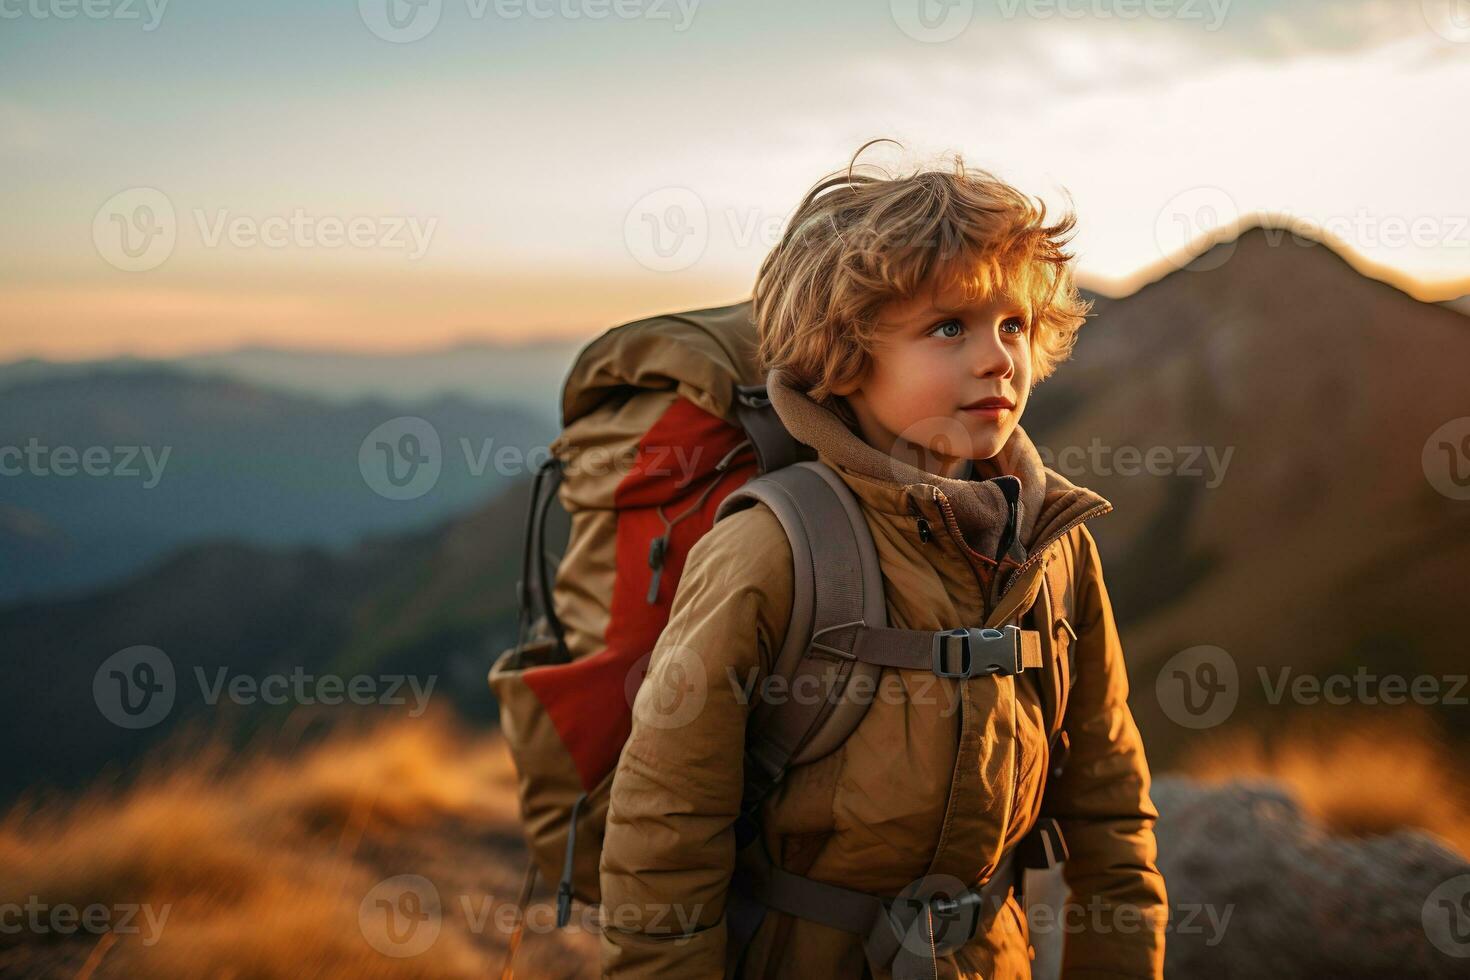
left=831, top=274, right=1033, bottom=480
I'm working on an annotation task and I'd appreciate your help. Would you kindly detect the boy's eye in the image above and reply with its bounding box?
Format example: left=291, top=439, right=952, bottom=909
left=929, top=319, right=964, bottom=339
left=1001, top=316, right=1027, bottom=335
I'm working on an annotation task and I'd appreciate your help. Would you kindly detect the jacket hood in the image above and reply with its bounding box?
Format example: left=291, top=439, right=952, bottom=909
left=764, top=366, right=1111, bottom=565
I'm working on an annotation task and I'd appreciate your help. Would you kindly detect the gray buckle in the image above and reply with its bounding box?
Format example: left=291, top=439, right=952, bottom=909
left=931, top=625, right=1024, bottom=678
left=734, top=384, right=771, bottom=409
left=882, top=889, right=984, bottom=957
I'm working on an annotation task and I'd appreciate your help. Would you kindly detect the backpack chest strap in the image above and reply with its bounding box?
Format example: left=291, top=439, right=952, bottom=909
left=851, top=623, right=1043, bottom=678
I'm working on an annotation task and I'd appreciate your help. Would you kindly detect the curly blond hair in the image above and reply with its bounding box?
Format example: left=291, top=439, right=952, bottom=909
left=754, top=140, right=1091, bottom=415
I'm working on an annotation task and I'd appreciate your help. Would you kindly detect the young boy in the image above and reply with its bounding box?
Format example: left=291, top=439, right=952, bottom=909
left=599, top=147, right=1167, bottom=979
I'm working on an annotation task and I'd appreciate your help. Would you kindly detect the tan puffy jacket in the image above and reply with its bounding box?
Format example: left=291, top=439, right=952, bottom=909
left=599, top=367, right=1167, bottom=980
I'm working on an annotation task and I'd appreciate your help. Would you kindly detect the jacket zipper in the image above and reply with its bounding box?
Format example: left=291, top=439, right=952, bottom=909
left=929, top=488, right=993, bottom=602
left=997, top=500, right=1109, bottom=858
left=996, top=502, right=1112, bottom=602
left=924, top=486, right=1027, bottom=864
left=924, top=488, right=1111, bottom=872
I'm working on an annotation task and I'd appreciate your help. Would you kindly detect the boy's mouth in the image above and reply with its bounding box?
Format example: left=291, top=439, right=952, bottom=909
left=960, top=396, right=1014, bottom=419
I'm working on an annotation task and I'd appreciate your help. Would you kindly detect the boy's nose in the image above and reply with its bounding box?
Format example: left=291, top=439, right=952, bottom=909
left=971, top=336, right=1014, bottom=379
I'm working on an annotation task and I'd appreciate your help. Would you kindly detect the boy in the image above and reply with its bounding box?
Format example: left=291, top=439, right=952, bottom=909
left=599, top=147, right=1167, bottom=979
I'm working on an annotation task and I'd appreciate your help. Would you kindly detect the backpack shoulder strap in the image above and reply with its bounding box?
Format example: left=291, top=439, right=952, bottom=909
left=717, top=465, right=1065, bottom=976
left=714, top=461, right=1046, bottom=820
left=714, top=461, right=885, bottom=802
left=731, top=382, right=814, bottom=474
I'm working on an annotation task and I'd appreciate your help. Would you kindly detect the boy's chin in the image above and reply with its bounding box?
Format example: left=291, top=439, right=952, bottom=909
left=961, top=415, right=1019, bottom=457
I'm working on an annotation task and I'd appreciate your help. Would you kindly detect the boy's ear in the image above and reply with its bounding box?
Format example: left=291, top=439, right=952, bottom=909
left=829, top=369, right=868, bottom=398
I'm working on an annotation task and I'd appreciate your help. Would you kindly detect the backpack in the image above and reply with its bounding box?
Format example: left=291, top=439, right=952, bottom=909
left=487, top=299, right=1079, bottom=973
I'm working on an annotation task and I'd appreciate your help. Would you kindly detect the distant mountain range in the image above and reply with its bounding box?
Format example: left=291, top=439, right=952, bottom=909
left=0, top=338, right=582, bottom=413
left=0, top=476, right=545, bottom=800
left=2, top=222, right=1466, bottom=797
left=0, top=368, right=556, bottom=601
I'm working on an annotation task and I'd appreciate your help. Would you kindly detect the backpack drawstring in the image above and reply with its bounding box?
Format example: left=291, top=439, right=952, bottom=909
left=499, top=854, right=539, bottom=980
left=556, top=791, right=589, bottom=928
left=646, top=439, right=753, bottom=603
left=501, top=788, right=589, bottom=980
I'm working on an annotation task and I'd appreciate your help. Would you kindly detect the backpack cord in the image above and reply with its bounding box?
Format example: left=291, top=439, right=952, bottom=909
left=498, top=854, right=539, bottom=980
left=645, top=440, right=754, bottom=604
left=556, top=791, right=590, bottom=928
left=518, top=457, right=570, bottom=660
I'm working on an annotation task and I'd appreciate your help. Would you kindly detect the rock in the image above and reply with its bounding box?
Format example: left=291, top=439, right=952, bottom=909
left=1151, top=776, right=1470, bottom=978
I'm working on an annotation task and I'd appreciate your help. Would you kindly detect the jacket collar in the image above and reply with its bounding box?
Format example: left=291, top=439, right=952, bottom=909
left=764, top=367, right=1112, bottom=564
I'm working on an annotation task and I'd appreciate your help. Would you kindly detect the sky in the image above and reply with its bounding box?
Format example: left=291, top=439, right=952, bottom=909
left=1, top=0, right=1468, bottom=359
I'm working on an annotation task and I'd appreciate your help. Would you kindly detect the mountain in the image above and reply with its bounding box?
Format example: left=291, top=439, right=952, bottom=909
left=0, top=368, right=556, bottom=602
left=0, top=338, right=583, bottom=413
left=3, top=221, right=1467, bottom=798
left=1023, top=226, right=1470, bottom=764
left=0, top=476, right=543, bottom=800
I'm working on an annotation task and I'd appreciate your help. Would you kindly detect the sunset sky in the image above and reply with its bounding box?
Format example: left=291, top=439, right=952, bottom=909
left=2, top=0, right=1467, bottom=359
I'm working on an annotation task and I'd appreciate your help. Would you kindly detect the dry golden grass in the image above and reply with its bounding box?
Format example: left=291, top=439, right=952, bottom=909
left=0, top=711, right=596, bottom=979
left=17, top=701, right=1459, bottom=977
left=1178, top=709, right=1470, bottom=857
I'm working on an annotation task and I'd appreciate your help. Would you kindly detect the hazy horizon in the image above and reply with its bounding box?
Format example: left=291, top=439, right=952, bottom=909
left=4, top=0, right=1468, bottom=360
